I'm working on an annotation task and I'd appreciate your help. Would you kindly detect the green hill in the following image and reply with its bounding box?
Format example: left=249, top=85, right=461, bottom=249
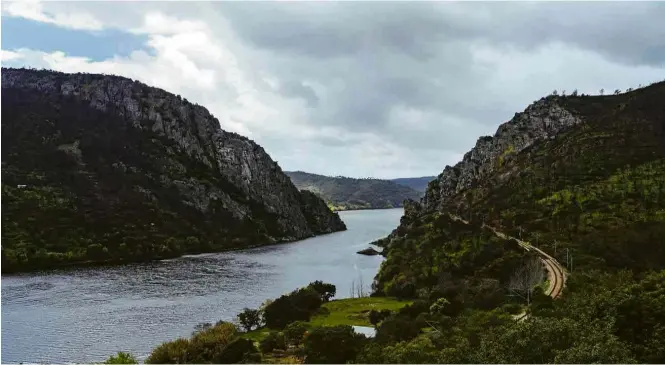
left=285, top=171, right=422, bottom=211
left=366, top=81, right=665, bottom=363
left=390, top=176, right=436, bottom=192
left=1, top=68, right=345, bottom=273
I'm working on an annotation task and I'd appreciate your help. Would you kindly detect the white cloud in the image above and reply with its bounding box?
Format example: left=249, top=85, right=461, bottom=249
left=2, top=0, right=103, bottom=30
left=2, top=2, right=665, bottom=179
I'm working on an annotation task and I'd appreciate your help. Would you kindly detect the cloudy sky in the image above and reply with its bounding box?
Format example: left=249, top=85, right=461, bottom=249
left=2, top=1, right=664, bottom=179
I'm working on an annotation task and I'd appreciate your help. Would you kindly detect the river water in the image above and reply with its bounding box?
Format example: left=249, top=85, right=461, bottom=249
left=1, top=208, right=402, bottom=364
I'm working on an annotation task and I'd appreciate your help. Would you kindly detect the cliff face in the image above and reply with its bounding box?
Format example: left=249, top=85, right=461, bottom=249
left=422, top=97, right=583, bottom=212
left=1, top=68, right=345, bottom=272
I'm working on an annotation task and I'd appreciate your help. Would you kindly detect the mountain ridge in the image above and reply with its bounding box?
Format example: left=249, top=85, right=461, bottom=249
left=1, top=67, right=346, bottom=273
left=285, top=170, right=421, bottom=211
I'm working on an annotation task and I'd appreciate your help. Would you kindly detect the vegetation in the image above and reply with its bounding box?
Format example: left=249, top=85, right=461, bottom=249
left=302, top=325, right=367, bottom=363
left=103, top=352, right=137, bottom=364
left=237, top=308, right=262, bottom=332
left=144, top=321, right=260, bottom=364
left=390, top=176, right=437, bottom=193
left=1, top=77, right=344, bottom=274
left=285, top=171, right=422, bottom=211
left=361, top=80, right=665, bottom=363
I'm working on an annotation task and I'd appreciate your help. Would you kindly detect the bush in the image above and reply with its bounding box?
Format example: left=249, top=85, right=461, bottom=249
left=217, top=338, right=261, bottom=363
left=237, top=307, right=262, bottom=331
left=307, top=280, right=336, bottom=302
left=263, top=287, right=323, bottom=329
left=104, top=352, right=138, bottom=364
left=398, top=300, right=430, bottom=319
left=145, top=338, right=190, bottom=364
left=368, top=309, right=392, bottom=328
left=145, top=321, right=239, bottom=364
left=260, top=331, right=287, bottom=353
left=303, top=325, right=366, bottom=364
left=375, top=315, right=424, bottom=344
left=284, top=321, right=309, bottom=346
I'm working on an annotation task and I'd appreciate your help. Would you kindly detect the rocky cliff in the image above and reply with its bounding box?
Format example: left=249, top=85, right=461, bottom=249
left=422, top=97, right=583, bottom=213
left=1, top=67, right=345, bottom=272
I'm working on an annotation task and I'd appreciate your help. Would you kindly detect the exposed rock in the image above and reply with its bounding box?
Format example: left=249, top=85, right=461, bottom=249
left=357, top=247, right=381, bottom=256
left=421, top=97, right=583, bottom=213
left=1, top=68, right=346, bottom=271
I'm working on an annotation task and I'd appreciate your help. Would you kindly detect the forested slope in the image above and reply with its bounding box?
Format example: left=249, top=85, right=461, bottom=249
left=1, top=68, right=346, bottom=273
left=285, top=171, right=421, bottom=211
left=365, top=81, right=665, bottom=363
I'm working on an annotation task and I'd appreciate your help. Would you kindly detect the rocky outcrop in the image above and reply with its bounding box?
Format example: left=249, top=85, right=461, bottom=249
left=357, top=247, right=381, bottom=256
left=420, top=97, right=583, bottom=213
left=2, top=68, right=345, bottom=250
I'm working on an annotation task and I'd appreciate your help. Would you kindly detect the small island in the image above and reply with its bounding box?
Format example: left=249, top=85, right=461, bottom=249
left=357, top=247, right=381, bottom=256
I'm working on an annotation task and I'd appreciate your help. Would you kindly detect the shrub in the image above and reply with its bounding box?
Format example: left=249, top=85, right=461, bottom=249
left=368, top=309, right=392, bottom=328
left=104, top=352, right=138, bottom=364
left=145, top=321, right=239, bottom=364
left=237, top=307, right=262, bottom=331
left=307, top=280, right=336, bottom=302
left=303, top=325, right=366, bottom=364
left=216, top=338, right=261, bottom=363
left=145, top=338, right=190, bottom=364
left=375, top=315, right=423, bottom=344
left=284, top=321, right=309, bottom=346
left=260, top=331, right=287, bottom=353
left=263, top=287, right=323, bottom=329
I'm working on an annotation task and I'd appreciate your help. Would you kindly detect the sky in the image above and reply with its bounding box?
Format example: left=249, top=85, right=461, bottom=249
left=2, top=1, right=664, bottom=179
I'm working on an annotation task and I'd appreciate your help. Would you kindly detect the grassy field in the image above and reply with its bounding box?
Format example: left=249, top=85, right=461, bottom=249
left=310, top=297, right=412, bottom=327
left=241, top=296, right=412, bottom=342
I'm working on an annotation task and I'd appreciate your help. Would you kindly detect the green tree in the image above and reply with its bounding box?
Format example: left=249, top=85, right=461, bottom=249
left=237, top=307, right=262, bottom=332
left=303, top=325, right=366, bottom=364
left=263, top=287, right=322, bottom=329
left=103, top=352, right=138, bottom=364
left=307, top=280, right=336, bottom=302
left=284, top=321, right=309, bottom=346
left=259, top=331, right=286, bottom=353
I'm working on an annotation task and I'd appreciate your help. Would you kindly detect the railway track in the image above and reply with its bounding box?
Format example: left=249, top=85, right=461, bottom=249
left=448, top=213, right=567, bottom=320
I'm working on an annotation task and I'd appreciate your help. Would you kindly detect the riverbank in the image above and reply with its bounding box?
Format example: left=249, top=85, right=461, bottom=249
left=1, top=230, right=345, bottom=275
left=329, top=205, right=405, bottom=212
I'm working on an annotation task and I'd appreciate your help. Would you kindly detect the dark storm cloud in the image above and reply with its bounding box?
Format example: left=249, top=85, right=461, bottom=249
left=214, top=1, right=665, bottom=160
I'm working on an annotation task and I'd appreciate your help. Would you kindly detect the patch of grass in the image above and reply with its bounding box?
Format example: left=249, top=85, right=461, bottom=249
left=241, top=327, right=271, bottom=342
left=310, top=297, right=412, bottom=327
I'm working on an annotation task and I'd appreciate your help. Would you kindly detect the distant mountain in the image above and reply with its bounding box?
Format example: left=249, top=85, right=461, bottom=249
left=285, top=171, right=421, bottom=211
left=1, top=68, right=346, bottom=273
left=391, top=176, right=436, bottom=192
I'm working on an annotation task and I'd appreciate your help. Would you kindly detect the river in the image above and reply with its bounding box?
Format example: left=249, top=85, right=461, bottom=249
left=1, top=208, right=402, bottom=364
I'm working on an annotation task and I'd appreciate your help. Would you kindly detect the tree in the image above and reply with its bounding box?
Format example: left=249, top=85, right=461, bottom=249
left=303, top=325, right=366, bottom=363
left=216, top=338, right=261, bottom=363
left=104, top=352, right=138, bottom=364
left=368, top=309, right=392, bottom=328
left=375, top=315, right=423, bottom=344
left=260, top=331, right=286, bottom=353
left=284, top=321, right=309, bottom=346
left=600, top=88, right=605, bottom=95
left=508, top=257, right=544, bottom=305
left=237, top=308, right=262, bottom=332
left=263, top=287, right=322, bottom=329
left=307, top=280, right=336, bottom=302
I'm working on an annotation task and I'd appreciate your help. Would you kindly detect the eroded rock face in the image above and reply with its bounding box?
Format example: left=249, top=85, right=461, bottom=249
left=2, top=68, right=346, bottom=241
left=422, top=97, right=583, bottom=213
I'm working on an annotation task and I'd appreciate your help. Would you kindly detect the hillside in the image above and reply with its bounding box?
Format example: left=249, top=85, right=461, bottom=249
left=1, top=68, right=346, bottom=273
left=390, top=176, right=436, bottom=192
left=285, top=171, right=421, bottom=211
left=365, top=81, right=665, bottom=363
